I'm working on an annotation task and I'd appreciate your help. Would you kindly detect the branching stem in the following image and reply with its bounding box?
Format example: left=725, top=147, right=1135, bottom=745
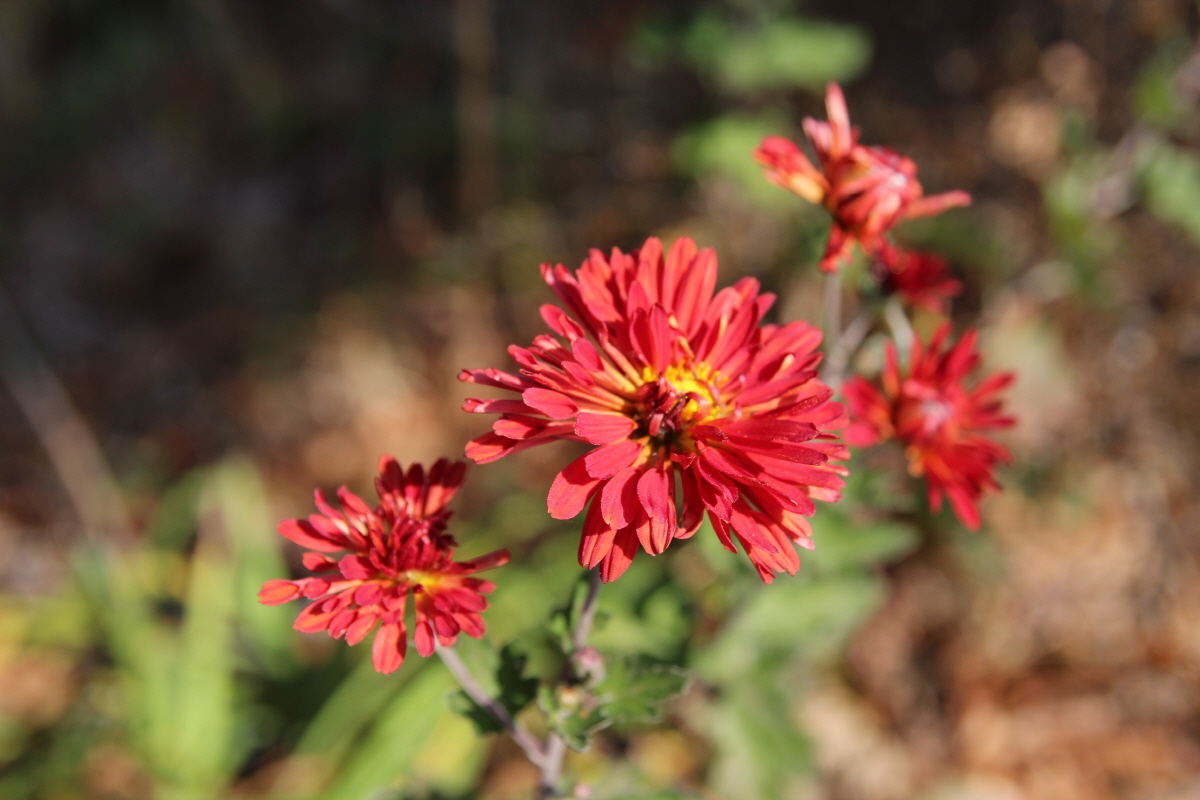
left=538, top=568, right=603, bottom=799
left=435, top=643, right=547, bottom=768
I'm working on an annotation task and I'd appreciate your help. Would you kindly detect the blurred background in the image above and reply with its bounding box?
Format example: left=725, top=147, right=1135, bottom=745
left=0, top=0, right=1199, bottom=798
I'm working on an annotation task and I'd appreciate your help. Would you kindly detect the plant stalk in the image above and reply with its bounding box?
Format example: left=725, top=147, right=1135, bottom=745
left=436, top=643, right=547, bottom=768
left=537, top=568, right=603, bottom=798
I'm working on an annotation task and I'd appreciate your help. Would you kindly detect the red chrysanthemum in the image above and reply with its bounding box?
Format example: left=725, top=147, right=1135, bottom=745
left=754, top=83, right=971, bottom=273
left=258, top=456, right=509, bottom=674
left=843, top=324, right=1015, bottom=529
left=460, top=236, right=849, bottom=583
left=872, top=244, right=963, bottom=314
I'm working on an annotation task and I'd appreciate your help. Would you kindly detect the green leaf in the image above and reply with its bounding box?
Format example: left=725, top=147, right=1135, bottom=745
left=546, top=570, right=603, bottom=656
left=1138, top=137, right=1200, bottom=246
left=209, top=457, right=297, bottom=677
left=595, top=656, right=688, bottom=725
left=712, top=19, right=871, bottom=93
left=673, top=111, right=793, bottom=208
left=321, top=664, right=454, bottom=800
left=804, top=515, right=919, bottom=573
left=707, top=683, right=814, bottom=800
left=538, top=656, right=689, bottom=752
left=1134, top=34, right=1193, bottom=131
left=695, top=573, right=883, bottom=682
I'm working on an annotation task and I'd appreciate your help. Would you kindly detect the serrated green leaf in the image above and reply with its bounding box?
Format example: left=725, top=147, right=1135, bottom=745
left=538, top=656, right=689, bottom=752
left=595, top=656, right=688, bottom=725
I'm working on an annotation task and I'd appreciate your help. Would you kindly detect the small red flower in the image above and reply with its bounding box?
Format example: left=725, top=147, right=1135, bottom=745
left=461, top=237, right=849, bottom=583
left=843, top=324, right=1015, bottom=529
left=755, top=83, right=971, bottom=273
left=872, top=244, right=963, bottom=314
left=258, top=457, right=509, bottom=674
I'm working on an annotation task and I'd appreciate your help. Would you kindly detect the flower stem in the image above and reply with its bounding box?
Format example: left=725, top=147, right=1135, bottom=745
left=537, top=568, right=603, bottom=799
left=537, top=735, right=568, bottom=799
left=822, top=309, right=872, bottom=392
left=435, top=643, right=547, bottom=768
left=572, top=567, right=602, bottom=650
left=883, top=296, right=915, bottom=364
left=823, top=270, right=843, bottom=345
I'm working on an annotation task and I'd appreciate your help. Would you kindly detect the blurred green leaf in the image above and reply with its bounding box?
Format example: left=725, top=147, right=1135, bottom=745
left=696, top=573, right=882, bottom=682
left=804, top=515, right=919, bottom=573
left=1134, top=34, right=1193, bottom=131
left=144, top=470, right=204, bottom=553
left=75, top=506, right=243, bottom=799
left=1138, top=137, right=1200, bottom=246
left=705, top=19, right=871, bottom=93
left=208, top=458, right=297, bottom=676
left=292, top=654, right=414, bottom=766
left=707, top=682, right=813, bottom=800
left=321, top=664, right=454, bottom=800
left=1042, top=153, right=1118, bottom=298
left=674, top=111, right=793, bottom=208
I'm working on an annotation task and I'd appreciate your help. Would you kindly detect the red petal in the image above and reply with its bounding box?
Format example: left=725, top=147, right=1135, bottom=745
left=301, top=552, right=339, bottom=572
left=579, top=498, right=617, bottom=569
left=583, top=439, right=643, bottom=479
left=339, top=554, right=375, bottom=581
left=455, top=549, right=511, bottom=574
left=571, top=338, right=603, bottom=371
left=637, top=466, right=675, bottom=555
left=522, top=388, right=579, bottom=420
left=413, top=616, right=436, bottom=657
left=547, top=454, right=603, bottom=520
left=354, top=582, right=384, bottom=606
left=576, top=411, right=637, bottom=446
left=258, top=579, right=301, bottom=605
left=345, top=611, right=379, bottom=645
left=601, top=467, right=641, bottom=529
left=277, top=518, right=343, bottom=553
left=372, top=622, right=407, bottom=674
left=600, top=527, right=639, bottom=583
left=293, top=602, right=338, bottom=633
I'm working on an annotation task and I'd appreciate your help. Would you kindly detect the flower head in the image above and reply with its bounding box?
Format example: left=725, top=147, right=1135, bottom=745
left=872, top=244, right=963, bottom=314
left=843, top=324, right=1015, bottom=529
left=258, top=456, right=509, bottom=674
left=755, top=83, right=971, bottom=273
left=461, top=237, right=848, bottom=583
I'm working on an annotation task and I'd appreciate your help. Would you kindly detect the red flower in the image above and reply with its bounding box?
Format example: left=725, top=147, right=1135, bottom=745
left=843, top=324, right=1015, bottom=529
left=755, top=83, right=971, bottom=273
left=872, top=244, right=963, bottom=314
left=460, top=237, right=849, bottom=583
left=258, top=457, right=509, bottom=674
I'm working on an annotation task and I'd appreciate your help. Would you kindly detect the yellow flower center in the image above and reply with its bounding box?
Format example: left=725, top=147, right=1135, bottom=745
left=638, top=361, right=723, bottom=437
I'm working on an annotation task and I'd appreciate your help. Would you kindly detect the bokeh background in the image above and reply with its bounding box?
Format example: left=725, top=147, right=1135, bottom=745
left=1, top=1, right=1199, bottom=798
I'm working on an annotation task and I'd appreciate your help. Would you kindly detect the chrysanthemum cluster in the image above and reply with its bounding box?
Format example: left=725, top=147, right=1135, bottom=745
left=462, top=237, right=848, bottom=583
left=261, top=81, right=1017, bottom=681
left=259, top=457, right=509, bottom=673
